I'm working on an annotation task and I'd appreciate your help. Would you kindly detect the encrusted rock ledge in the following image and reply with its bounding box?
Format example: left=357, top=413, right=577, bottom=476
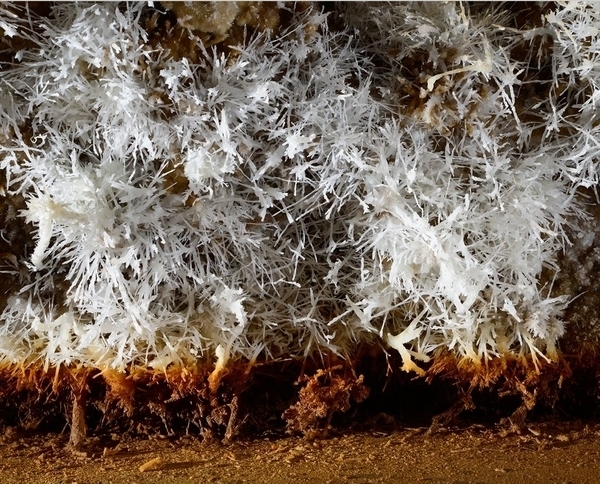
left=0, top=349, right=592, bottom=445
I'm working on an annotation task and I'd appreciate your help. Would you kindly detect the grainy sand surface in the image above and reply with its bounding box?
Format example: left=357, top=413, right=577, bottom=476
left=1, top=421, right=599, bottom=484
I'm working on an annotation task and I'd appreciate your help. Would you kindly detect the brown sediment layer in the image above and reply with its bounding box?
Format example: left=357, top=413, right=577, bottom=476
left=0, top=350, right=595, bottom=442
left=424, top=352, right=571, bottom=431
left=426, top=351, right=570, bottom=391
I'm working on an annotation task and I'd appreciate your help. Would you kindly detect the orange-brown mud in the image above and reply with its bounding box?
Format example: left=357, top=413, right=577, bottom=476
left=0, top=352, right=585, bottom=442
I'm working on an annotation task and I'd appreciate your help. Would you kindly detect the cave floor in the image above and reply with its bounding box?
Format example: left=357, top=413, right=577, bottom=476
left=0, top=419, right=598, bottom=484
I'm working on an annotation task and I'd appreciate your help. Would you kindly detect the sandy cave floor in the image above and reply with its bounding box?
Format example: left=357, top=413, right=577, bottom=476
left=1, top=420, right=600, bottom=484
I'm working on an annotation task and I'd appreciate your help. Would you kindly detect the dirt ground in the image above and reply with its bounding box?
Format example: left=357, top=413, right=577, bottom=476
left=1, top=420, right=599, bottom=484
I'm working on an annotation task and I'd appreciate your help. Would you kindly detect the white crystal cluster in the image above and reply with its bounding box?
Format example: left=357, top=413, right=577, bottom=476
left=0, top=2, right=599, bottom=372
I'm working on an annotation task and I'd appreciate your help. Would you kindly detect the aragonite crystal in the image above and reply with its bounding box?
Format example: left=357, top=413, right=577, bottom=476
left=0, top=1, right=599, bottom=438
